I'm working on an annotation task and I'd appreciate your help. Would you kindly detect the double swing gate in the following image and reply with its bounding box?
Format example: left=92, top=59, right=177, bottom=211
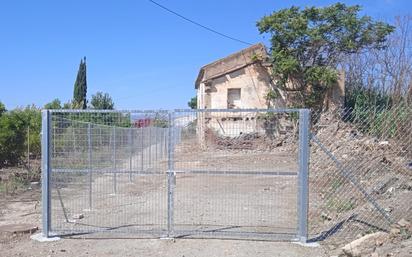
left=42, top=108, right=310, bottom=241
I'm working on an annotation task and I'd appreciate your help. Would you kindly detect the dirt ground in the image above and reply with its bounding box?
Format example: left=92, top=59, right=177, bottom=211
left=2, top=186, right=410, bottom=257
left=1, top=236, right=327, bottom=257
left=0, top=188, right=329, bottom=257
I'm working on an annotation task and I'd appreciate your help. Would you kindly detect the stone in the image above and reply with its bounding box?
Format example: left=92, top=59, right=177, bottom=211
left=398, top=182, right=412, bottom=191
left=397, top=218, right=410, bottom=227
left=341, top=232, right=388, bottom=257
left=386, top=187, right=395, bottom=194
left=390, top=228, right=401, bottom=235
left=375, top=236, right=385, bottom=246
left=374, top=177, right=398, bottom=195
left=401, top=239, right=412, bottom=248
left=72, top=213, right=84, bottom=220
left=321, top=212, right=332, bottom=221
left=0, top=224, right=38, bottom=234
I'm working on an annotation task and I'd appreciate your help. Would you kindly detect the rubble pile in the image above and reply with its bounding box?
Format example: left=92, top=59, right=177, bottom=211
left=308, top=110, right=412, bottom=255
left=216, top=132, right=287, bottom=151
left=204, top=115, right=299, bottom=152
left=336, top=218, right=412, bottom=257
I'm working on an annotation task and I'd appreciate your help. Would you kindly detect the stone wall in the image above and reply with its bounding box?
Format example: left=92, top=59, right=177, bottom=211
left=197, top=64, right=279, bottom=110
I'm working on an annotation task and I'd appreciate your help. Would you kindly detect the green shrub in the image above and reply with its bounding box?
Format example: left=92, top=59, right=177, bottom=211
left=0, top=104, right=41, bottom=167
left=344, top=86, right=411, bottom=139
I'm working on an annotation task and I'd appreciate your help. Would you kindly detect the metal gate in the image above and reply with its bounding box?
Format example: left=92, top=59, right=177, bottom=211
left=41, top=109, right=310, bottom=241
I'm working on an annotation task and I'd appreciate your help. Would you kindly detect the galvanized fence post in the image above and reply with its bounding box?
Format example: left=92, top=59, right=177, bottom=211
left=167, top=111, right=175, bottom=237
left=162, top=128, right=166, bottom=158
left=140, top=128, right=144, bottom=172
left=298, top=109, right=310, bottom=243
left=148, top=124, right=153, bottom=167
left=113, top=127, right=117, bottom=194
left=41, top=110, right=51, bottom=237
left=87, top=123, right=93, bottom=209
left=163, top=128, right=166, bottom=158
left=129, top=128, right=133, bottom=182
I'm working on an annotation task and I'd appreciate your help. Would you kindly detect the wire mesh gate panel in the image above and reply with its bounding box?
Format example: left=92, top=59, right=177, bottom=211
left=171, top=109, right=307, bottom=240
left=42, top=109, right=309, bottom=241
left=44, top=110, right=171, bottom=237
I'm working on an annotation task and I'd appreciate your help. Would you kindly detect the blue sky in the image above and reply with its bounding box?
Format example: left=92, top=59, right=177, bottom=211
left=0, top=0, right=410, bottom=110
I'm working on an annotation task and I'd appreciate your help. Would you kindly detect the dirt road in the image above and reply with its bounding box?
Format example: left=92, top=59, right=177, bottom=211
left=0, top=188, right=328, bottom=257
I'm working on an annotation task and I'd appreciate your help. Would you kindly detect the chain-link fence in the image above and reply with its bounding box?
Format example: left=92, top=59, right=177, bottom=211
left=308, top=102, right=412, bottom=247
left=41, top=109, right=310, bottom=241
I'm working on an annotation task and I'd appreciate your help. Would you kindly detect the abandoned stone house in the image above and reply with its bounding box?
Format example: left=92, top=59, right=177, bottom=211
left=195, top=43, right=345, bottom=110
left=194, top=43, right=345, bottom=142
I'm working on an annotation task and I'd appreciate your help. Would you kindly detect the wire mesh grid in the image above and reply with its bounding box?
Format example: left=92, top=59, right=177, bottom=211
left=44, top=109, right=304, bottom=240
left=308, top=102, right=412, bottom=246
left=49, top=110, right=170, bottom=236
left=172, top=110, right=301, bottom=240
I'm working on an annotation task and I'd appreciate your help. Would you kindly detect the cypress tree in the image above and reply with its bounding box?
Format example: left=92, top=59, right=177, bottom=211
left=73, top=57, right=87, bottom=109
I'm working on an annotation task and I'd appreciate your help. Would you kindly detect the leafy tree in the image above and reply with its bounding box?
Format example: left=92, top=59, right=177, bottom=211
left=90, top=91, right=115, bottom=110
left=44, top=98, right=62, bottom=109
left=257, top=3, right=394, bottom=110
left=0, top=101, right=6, bottom=116
left=73, top=57, right=87, bottom=109
left=62, top=101, right=73, bottom=109
left=188, top=96, right=197, bottom=109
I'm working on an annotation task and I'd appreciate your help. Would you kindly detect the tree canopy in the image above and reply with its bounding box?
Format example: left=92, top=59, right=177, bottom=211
left=44, top=99, right=62, bottom=109
left=73, top=57, right=87, bottom=109
left=188, top=96, right=197, bottom=109
left=257, top=3, right=394, bottom=109
left=90, top=92, right=115, bottom=110
left=0, top=102, right=6, bottom=116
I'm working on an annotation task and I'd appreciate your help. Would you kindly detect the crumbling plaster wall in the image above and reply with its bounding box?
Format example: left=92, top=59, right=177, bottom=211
left=198, top=63, right=279, bottom=110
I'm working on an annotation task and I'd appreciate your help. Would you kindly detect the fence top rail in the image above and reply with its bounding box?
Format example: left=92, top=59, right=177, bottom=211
left=174, top=108, right=306, bottom=113
left=45, top=109, right=170, bottom=114
left=45, top=108, right=307, bottom=114
left=51, top=116, right=171, bottom=130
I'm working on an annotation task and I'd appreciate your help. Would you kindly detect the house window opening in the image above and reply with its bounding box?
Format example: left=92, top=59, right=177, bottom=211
left=227, top=88, right=241, bottom=109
